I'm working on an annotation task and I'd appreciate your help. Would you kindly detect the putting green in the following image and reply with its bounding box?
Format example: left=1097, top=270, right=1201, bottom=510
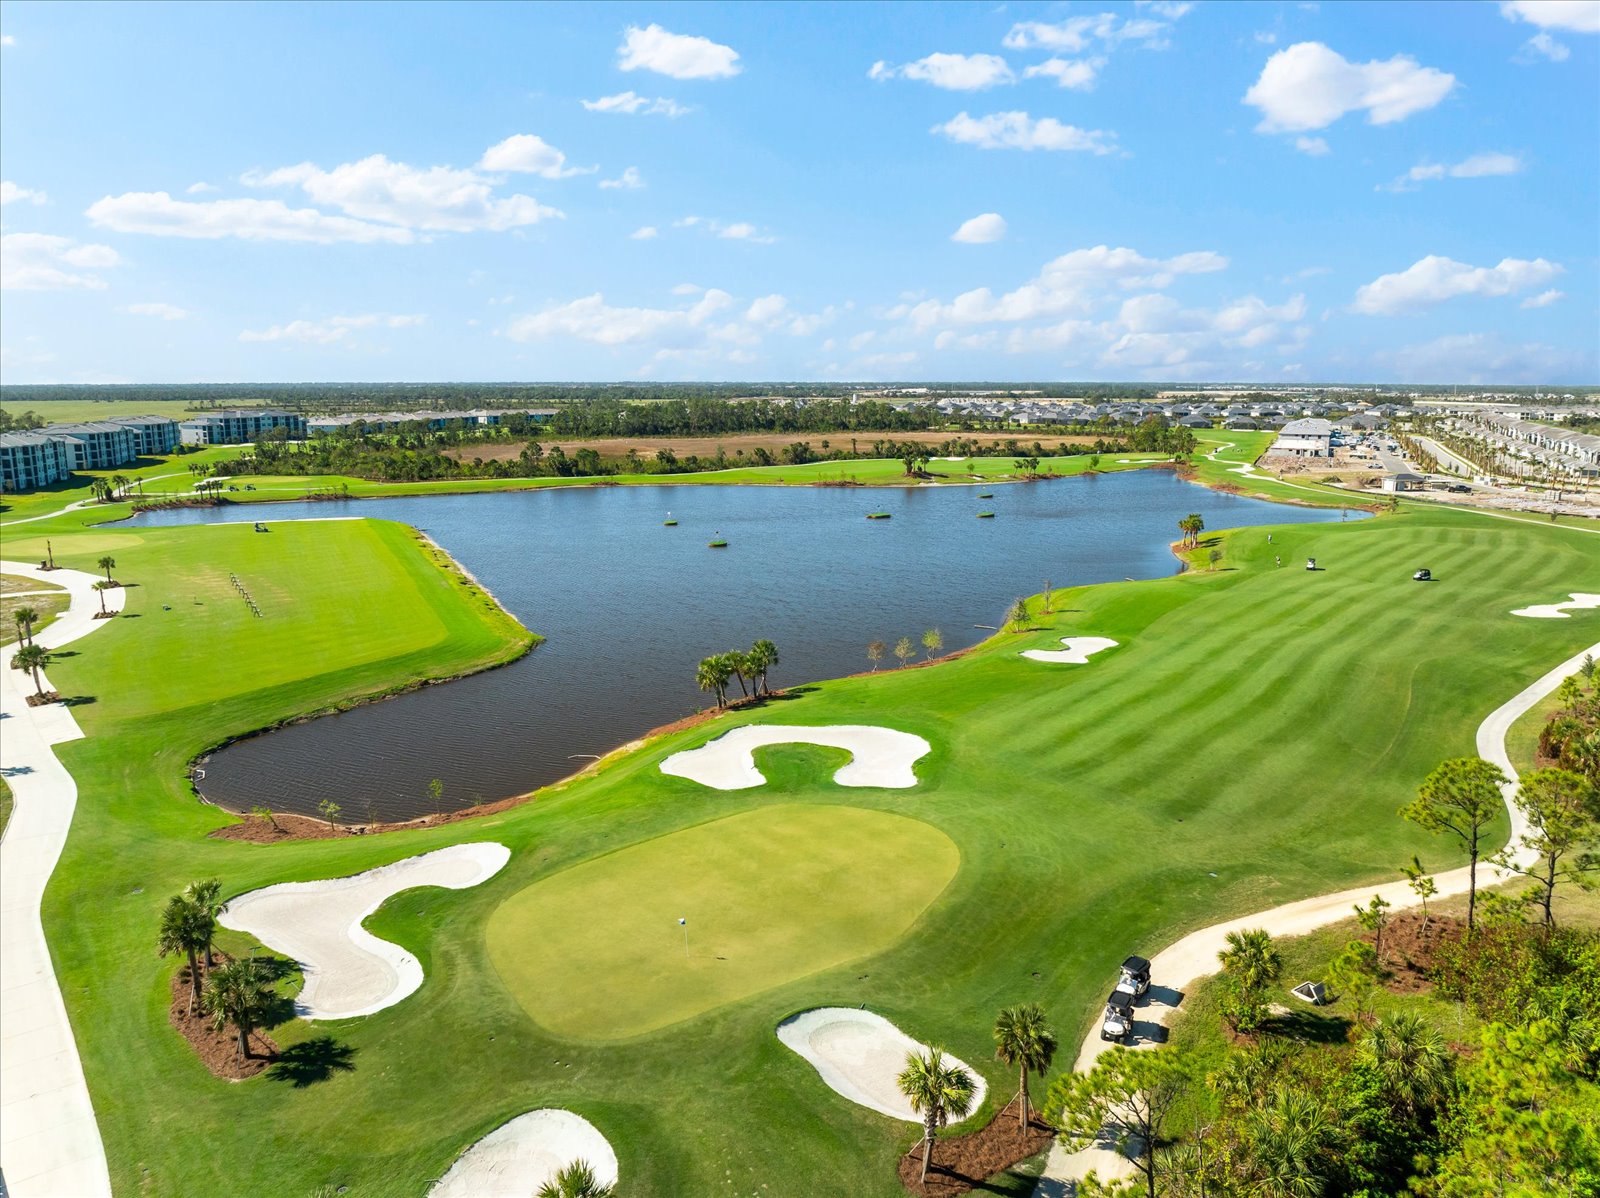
left=486, top=804, right=960, bottom=1040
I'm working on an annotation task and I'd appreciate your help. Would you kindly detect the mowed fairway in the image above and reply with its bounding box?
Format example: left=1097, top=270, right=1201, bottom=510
left=487, top=804, right=959, bottom=1039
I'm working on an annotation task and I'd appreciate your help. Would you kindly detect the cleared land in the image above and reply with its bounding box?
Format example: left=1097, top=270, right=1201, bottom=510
left=21, top=467, right=1600, bottom=1196
left=487, top=804, right=959, bottom=1040
left=445, top=429, right=1104, bottom=464
left=0, top=397, right=204, bottom=424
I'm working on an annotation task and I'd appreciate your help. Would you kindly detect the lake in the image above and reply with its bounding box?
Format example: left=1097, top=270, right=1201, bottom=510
left=132, top=471, right=1357, bottom=821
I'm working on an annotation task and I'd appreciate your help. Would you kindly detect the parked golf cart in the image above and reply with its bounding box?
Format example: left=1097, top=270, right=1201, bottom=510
left=1306, top=557, right=1318, bottom=571
left=1101, top=991, right=1135, bottom=1042
left=1413, top=568, right=1431, bottom=581
left=1115, top=955, right=1152, bottom=998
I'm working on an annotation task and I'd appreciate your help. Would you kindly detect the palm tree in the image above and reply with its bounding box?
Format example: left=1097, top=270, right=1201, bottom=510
left=184, top=878, right=227, bottom=969
left=1243, top=1089, right=1334, bottom=1198
left=10, top=643, right=51, bottom=699
left=1356, top=1012, right=1450, bottom=1119
left=12, top=604, right=38, bottom=645
left=748, top=639, right=779, bottom=695
left=695, top=656, right=729, bottom=708
left=157, top=895, right=213, bottom=1012
left=994, top=1004, right=1057, bottom=1131
left=97, top=555, right=116, bottom=583
left=897, top=1047, right=977, bottom=1182
left=726, top=650, right=752, bottom=699
left=1218, top=927, right=1282, bottom=994
left=92, top=580, right=114, bottom=615
left=200, top=955, right=275, bottom=1060
left=536, top=1160, right=615, bottom=1198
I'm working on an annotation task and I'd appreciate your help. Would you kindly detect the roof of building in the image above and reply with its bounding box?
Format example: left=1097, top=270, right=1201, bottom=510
left=0, top=431, right=65, bottom=448
left=107, top=414, right=180, bottom=428
left=1278, top=418, right=1335, bottom=436
left=42, top=421, right=137, bottom=436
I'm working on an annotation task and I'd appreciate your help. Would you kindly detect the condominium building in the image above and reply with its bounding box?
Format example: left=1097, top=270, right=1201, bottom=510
left=0, top=432, right=73, bottom=492
left=178, top=409, right=308, bottom=445
left=107, top=414, right=181, bottom=455
left=40, top=421, right=139, bottom=470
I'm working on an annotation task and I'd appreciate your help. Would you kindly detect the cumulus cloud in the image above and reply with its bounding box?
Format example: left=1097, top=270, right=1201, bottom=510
left=185, top=181, right=218, bottom=194
left=0, top=181, right=46, bottom=205
left=1023, top=57, right=1105, bottom=89
left=239, top=313, right=425, bottom=344
left=1381, top=151, right=1523, bottom=191
left=1499, top=1, right=1600, bottom=32
left=1244, top=42, right=1456, bottom=132
left=242, top=152, right=563, bottom=232
left=1521, top=288, right=1565, bottom=308
left=618, top=24, right=741, bottom=80
left=1294, top=136, right=1331, bottom=156
left=1003, top=12, right=1180, bottom=51
left=1, top=233, right=122, bottom=290
left=869, top=53, right=1015, bottom=90
left=122, top=302, right=189, bottom=320
left=478, top=134, right=590, bottom=179
left=507, top=289, right=735, bottom=345
left=599, top=166, right=644, bottom=191
left=87, top=191, right=417, bottom=243
left=675, top=215, right=776, bottom=243
left=1351, top=255, right=1563, bottom=314
left=951, top=212, right=1007, bottom=243
left=932, top=111, right=1118, bottom=154
left=630, top=225, right=659, bottom=240
left=1522, top=30, right=1573, bottom=58
left=582, top=91, right=690, bottom=117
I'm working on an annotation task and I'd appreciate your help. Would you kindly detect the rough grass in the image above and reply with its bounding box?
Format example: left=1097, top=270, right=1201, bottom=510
left=32, top=493, right=1600, bottom=1196
left=1, top=589, right=72, bottom=646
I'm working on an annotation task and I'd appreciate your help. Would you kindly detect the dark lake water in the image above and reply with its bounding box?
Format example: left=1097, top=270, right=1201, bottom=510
left=132, top=472, right=1355, bottom=822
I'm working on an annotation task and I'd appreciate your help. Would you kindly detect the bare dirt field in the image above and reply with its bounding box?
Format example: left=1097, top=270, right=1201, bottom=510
left=444, top=429, right=1100, bottom=464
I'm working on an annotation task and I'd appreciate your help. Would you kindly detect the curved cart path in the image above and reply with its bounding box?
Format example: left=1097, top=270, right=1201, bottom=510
left=0, top=560, right=122, bottom=1198
left=1034, top=635, right=1600, bottom=1195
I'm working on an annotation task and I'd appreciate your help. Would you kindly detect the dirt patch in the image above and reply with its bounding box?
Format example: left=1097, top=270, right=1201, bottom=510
left=445, top=430, right=1101, bottom=465
left=1366, top=911, right=1466, bottom=993
left=167, top=956, right=279, bottom=1080
left=897, top=1098, right=1054, bottom=1196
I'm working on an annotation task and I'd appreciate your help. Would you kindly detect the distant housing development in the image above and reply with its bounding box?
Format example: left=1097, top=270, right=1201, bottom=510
left=1267, top=418, right=1336, bottom=458
left=179, top=409, right=308, bottom=445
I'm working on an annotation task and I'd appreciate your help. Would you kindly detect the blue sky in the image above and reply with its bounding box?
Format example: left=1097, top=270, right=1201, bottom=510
left=1, top=0, right=1596, bottom=384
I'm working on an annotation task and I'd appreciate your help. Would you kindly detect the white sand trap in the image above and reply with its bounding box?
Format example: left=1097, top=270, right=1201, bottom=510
left=1512, top=593, right=1600, bottom=619
left=1021, top=636, right=1119, bottom=664
left=777, top=1008, right=987, bottom=1122
left=660, top=724, right=931, bottom=790
left=219, top=842, right=509, bottom=1020
left=430, top=1109, right=617, bottom=1198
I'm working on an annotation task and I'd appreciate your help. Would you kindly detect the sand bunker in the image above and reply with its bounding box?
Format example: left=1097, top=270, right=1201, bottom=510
left=777, top=1007, right=987, bottom=1122
left=430, top=1109, right=617, bottom=1198
left=219, top=842, right=509, bottom=1020
left=660, top=724, right=931, bottom=790
left=1021, top=636, right=1119, bottom=664
left=1512, top=593, right=1600, bottom=619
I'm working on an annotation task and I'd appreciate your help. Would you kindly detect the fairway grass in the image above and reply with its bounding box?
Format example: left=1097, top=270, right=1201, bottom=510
left=20, top=487, right=1600, bottom=1196
left=487, top=805, right=960, bottom=1040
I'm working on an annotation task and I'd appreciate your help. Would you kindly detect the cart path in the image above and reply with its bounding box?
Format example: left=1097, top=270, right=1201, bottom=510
left=1033, top=635, right=1600, bottom=1195
left=0, top=559, right=121, bottom=1198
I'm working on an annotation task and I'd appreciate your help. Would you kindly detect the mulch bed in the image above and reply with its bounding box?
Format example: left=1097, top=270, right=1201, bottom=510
left=24, top=691, right=61, bottom=707
left=897, top=1098, right=1055, bottom=1196
left=1366, top=911, right=1465, bottom=994
left=168, top=955, right=278, bottom=1079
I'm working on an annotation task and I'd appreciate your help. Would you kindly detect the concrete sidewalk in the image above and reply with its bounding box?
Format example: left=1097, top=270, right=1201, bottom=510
left=1, top=559, right=121, bottom=1198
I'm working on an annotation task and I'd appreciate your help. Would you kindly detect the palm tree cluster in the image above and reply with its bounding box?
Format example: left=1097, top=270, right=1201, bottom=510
left=1539, top=669, right=1600, bottom=784
left=537, top=1160, right=615, bottom=1198
left=1177, top=512, right=1206, bottom=548
left=157, top=878, right=226, bottom=1014
left=11, top=604, right=39, bottom=645
left=158, top=878, right=280, bottom=1060
left=695, top=639, right=779, bottom=708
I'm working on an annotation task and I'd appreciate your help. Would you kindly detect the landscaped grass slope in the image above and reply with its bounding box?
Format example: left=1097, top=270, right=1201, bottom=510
left=33, top=499, right=1600, bottom=1197
left=487, top=803, right=960, bottom=1040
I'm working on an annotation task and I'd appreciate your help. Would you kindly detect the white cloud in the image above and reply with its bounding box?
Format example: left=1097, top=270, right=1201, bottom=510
left=870, top=53, right=1015, bottom=90
left=186, top=181, right=218, bottom=194
left=630, top=225, right=659, bottom=240
left=1499, top=1, right=1600, bottom=32
left=745, top=294, right=788, bottom=324
left=932, top=111, right=1118, bottom=154
left=618, top=24, right=741, bottom=80
left=507, top=289, right=734, bottom=345
left=478, top=134, right=590, bottom=179
left=239, top=313, right=424, bottom=344
left=1243, top=42, right=1456, bottom=133
left=87, top=191, right=416, bottom=243
left=1294, top=136, right=1331, bottom=155
left=600, top=166, right=644, bottom=190
left=122, top=302, right=189, bottom=320
left=1521, top=288, right=1565, bottom=308
left=0, top=181, right=47, bottom=206
left=675, top=215, right=776, bottom=243
left=671, top=283, right=702, bottom=295
left=1, top=233, right=122, bottom=290
left=1255, top=31, right=1279, bottom=45
left=1521, top=31, right=1573, bottom=59
left=0, top=34, right=14, bottom=47
left=1138, top=0, right=1195, bottom=17
left=1351, top=255, right=1563, bottom=314
left=1382, top=151, right=1523, bottom=191
left=1376, top=332, right=1592, bottom=384
left=952, top=212, right=1007, bottom=244
left=1003, top=12, right=1182, bottom=52
left=243, top=154, right=563, bottom=232
left=1023, top=57, right=1105, bottom=89
left=582, top=91, right=690, bottom=117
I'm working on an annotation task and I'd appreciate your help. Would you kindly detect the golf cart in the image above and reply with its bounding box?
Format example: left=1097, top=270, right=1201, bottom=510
left=1115, top=955, right=1152, bottom=998
left=1305, top=557, right=1318, bottom=571
left=1101, top=991, right=1135, bottom=1042
left=1413, top=568, right=1431, bottom=581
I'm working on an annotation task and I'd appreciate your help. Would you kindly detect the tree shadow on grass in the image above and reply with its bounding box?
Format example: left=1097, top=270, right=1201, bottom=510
left=267, top=1036, right=358, bottom=1087
left=1265, top=1007, right=1352, bottom=1045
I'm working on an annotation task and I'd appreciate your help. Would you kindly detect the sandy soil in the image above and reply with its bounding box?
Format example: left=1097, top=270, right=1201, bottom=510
left=1511, top=592, right=1600, bottom=618
left=429, top=1109, right=617, bottom=1198
left=659, top=724, right=932, bottom=790
left=1020, top=637, right=1119, bottom=664
left=218, top=843, right=509, bottom=1020
left=778, top=1007, right=988, bottom=1123
left=446, top=430, right=1099, bottom=464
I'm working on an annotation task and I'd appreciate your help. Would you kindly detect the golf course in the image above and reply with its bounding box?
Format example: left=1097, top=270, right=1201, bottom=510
left=5, top=447, right=1598, bottom=1196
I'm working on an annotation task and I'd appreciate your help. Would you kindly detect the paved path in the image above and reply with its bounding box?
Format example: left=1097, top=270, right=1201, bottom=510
left=0, top=559, right=120, bottom=1198
left=1034, top=635, right=1600, bottom=1194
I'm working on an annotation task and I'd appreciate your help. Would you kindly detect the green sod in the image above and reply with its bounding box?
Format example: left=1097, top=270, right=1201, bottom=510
left=488, top=804, right=959, bottom=1040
